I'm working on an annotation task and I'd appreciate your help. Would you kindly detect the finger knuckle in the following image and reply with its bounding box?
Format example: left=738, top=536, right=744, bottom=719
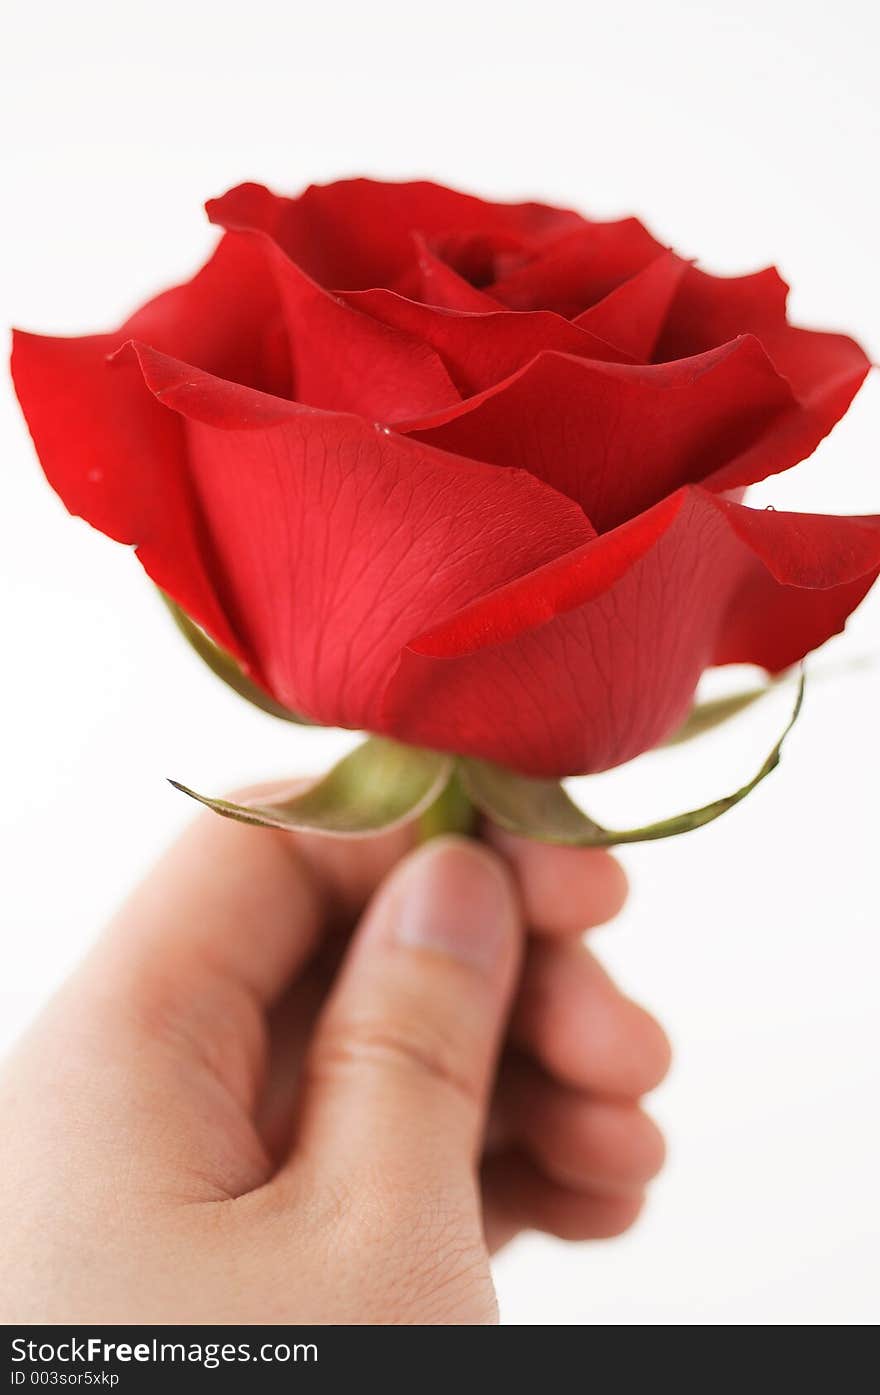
left=311, top=1014, right=480, bottom=1110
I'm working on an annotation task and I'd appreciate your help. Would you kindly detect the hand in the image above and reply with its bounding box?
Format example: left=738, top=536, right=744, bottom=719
left=0, top=788, right=669, bottom=1324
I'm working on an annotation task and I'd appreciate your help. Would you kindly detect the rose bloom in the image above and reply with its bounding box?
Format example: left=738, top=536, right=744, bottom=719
left=12, top=179, right=880, bottom=776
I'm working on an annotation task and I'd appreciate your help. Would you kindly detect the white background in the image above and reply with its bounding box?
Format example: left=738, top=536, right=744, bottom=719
left=1, top=0, right=878, bottom=1326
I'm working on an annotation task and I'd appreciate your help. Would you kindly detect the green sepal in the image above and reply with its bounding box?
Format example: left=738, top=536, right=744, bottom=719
left=667, top=655, right=870, bottom=747
left=459, top=674, right=805, bottom=847
left=417, top=767, right=477, bottom=842
left=160, top=592, right=314, bottom=725
left=170, top=738, right=454, bottom=837
left=664, top=680, right=780, bottom=746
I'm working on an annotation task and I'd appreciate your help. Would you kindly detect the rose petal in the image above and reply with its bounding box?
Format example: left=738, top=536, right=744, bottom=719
left=380, top=490, right=880, bottom=776
left=486, top=218, right=667, bottom=316
left=392, top=232, right=510, bottom=311
left=207, top=179, right=584, bottom=291
left=11, top=233, right=286, bottom=668
left=400, top=338, right=798, bottom=531
left=340, top=289, right=631, bottom=396
left=574, top=250, right=690, bottom=361
left=711, top=503, right=880, bottom=672
left=657, top=264, right=870, bottom=488
left=230, top=229, right=461, bottom=419
left=128, top=344, right=597, bottom=729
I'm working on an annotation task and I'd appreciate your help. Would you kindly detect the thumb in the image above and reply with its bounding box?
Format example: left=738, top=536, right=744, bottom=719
left=292, top=836, right=523, bottom=1188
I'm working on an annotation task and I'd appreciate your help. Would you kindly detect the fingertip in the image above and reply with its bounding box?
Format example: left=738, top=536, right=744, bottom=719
left=636, top=1009, right=673, bottom=1095
left=498, top=1061, right=667, bottom=1195
left=574, top=1191, right=646, bottom=1241
left=578, top=1102, right=666, bottom=1188
left=487, top=827, right=629, bottom=935
left=513, top=942, right=673, bottom=1099
left=483, top=1152, right=646, bottom=1241
left=575, top=991, right=672, bottom=1099
left=378, top=833, right=522, bottom=978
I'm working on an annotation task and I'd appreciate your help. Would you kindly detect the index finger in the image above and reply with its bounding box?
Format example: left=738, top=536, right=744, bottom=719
left=89, top=781, right=416, bottom=1013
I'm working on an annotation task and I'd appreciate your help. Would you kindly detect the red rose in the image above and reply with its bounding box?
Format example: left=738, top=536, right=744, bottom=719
left=12, top=178, right=880, bottom=776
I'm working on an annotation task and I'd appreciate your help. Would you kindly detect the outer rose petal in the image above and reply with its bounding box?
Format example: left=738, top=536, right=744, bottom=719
left=379, top=490, right=880, bottom=776
left=657, top=264, right=870, bottom=488
left=711, top=506, right=880, bottom=671
left=400, top=338, right=799, bottom=531
left=11, top=234, right=287, bottom=666
left=714, top=566, right=879, bottom=673
left=127, top=344, right=597, bottom=730
left=207, top=179, right=585, bottom=292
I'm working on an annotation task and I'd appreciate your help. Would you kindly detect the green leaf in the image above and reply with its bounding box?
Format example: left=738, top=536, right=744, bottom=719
left=170, top=738, right=454, bottom=837
left=459, top=674, right=805, bottom=847
left=160, top=592, right=313, bottom=724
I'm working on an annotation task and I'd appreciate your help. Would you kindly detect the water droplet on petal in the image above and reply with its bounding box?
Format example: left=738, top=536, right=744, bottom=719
left=87, top=468, right=104, bottom=484
left=765, top=504, right=776, bottom=511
